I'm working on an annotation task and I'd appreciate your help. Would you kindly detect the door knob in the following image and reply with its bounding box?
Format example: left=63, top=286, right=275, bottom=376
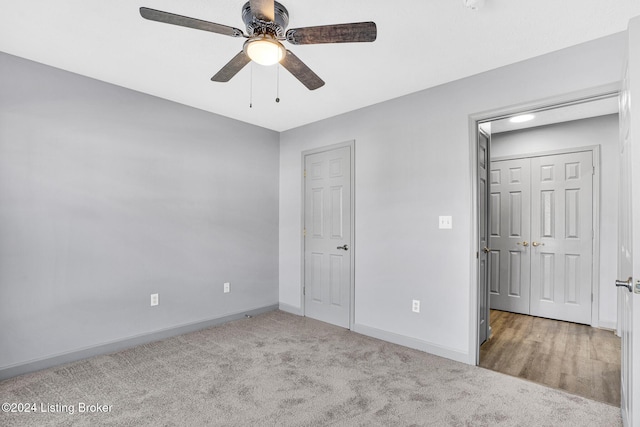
left=516, top=241, right=529, bottom=247
left=482, top=247, right=491, bottom=253
left=616, top=277, right=633, bottom=292
left=532, top=241, right=544, bottom=247
left=337, top=244, right=349, bottom=251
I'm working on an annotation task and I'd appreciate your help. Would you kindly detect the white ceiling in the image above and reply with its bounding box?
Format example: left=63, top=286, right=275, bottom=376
left=1, top=1, right=639, bottom=132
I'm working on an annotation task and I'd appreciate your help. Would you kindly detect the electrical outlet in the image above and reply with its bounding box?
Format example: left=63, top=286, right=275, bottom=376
left=412, top=299, right=420, bottom=313
left=439, top=216, right=453, bottom=229
left=224, top=282, right=230, bottom=293
left=150, top=293, right=159, bottom=307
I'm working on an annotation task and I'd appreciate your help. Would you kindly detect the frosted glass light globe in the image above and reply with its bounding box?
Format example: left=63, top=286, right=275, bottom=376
left=244, top=36, right=286, bottom=66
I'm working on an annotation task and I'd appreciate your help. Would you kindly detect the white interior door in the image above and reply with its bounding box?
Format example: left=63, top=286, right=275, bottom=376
left=304, top=146, right=352, bottom=328
left=489, top=158, right=532, bottom=315
left=618, top=17, right=640, bottom=424
left=490, top=151, right=593, bottom=325
left=529, top=151, right=593, bottom=324
left=478, top=129, right=490, bottom=345
left=619, top=60, right=634, bottom=424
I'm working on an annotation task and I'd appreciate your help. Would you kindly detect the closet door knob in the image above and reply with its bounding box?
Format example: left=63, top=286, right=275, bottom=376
left=616, top=277, right=633, bottom=292
left=516, top=241, right=529, bottom=247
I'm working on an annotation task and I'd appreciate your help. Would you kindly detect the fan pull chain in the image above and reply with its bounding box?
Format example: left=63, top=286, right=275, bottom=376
left=276, top=65, right=280, bottom=103
left=249, top=62, right=253, bottom=108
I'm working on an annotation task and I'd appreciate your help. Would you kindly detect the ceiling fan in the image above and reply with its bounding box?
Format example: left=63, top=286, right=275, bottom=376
left=140, top=0, right=377, bottom=90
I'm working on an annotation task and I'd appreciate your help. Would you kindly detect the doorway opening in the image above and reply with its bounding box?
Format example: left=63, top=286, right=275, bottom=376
left=472, top=92, right=622, bottom=404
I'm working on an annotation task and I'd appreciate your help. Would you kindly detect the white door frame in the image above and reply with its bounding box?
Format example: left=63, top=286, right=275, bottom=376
left=492, top=146, right=601, bottom=325
left=468, top=84, right=619, bottom=365
left=300, top=140, right=356, bottom=329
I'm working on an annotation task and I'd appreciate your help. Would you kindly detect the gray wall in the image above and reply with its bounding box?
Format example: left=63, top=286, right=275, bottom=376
left=0, top=31, right=627, bottom=374
left=492, top=114, right=619, bottom=328
left=0, top=53, right=280, bottom=372
left=279, top=33, right=626, bottom=363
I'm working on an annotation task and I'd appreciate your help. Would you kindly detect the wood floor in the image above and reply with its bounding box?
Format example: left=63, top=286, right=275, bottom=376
left=479, top=310, right=621, bottom=406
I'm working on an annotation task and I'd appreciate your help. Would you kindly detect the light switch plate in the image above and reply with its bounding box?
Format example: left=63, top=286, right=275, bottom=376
left=439, top=216, right=453, bottom=229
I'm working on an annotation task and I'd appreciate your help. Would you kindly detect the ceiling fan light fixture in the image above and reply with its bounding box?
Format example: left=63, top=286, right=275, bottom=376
left=244, top=36, right=286, bottom=66
left=140, top=2, right=376, bottom=90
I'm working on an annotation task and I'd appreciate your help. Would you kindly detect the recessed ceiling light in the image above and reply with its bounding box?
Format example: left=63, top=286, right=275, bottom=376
left=463, top=0, right=485, bottom=10
left=509, top=114, right=535, bottom=123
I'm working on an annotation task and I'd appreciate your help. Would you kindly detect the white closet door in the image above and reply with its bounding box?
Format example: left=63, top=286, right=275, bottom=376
left=304, top=146, right=352, bottom=328
left=489, top=151, right=593, bottom=325
left=529, top=151, right=593, bottom=324
left=489, top=158, right=531, bottom=315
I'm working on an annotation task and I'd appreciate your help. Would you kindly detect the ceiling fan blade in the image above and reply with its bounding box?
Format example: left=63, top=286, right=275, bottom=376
left=249, top=0, right=275, bottom=22
left=286, top=22, right=377, bottom=45
left=280, top=50, right=325, bottom=90
left=140, top=7, right=245, bottom=38
left=211, top=52, right=252, bottom=82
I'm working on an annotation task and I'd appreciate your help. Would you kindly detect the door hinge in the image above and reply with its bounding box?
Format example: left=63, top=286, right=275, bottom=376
left=304, top=169, right=307, bottom=178
left=303, top=228, right=306, bottom=237
left=303, top=286, right=306, bottom=295
left=476, top=251, right=479, bottom=259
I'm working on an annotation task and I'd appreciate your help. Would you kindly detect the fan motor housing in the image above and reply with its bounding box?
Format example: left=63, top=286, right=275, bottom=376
left=242, top=1, right=289, bottom=37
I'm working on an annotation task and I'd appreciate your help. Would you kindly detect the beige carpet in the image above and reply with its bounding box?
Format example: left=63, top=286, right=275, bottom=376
left=0, top=310, right=621, bottom=426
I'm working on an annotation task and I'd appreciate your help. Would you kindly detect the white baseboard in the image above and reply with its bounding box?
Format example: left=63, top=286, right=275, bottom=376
left=1, top=304, right=279, bottom=381
left=598, top=320, right=617, bottom=331
left=353, top=323, right=469, bottom=364
left=278, top=302, right=302, bottom=316
left=275, top=307, right=469, bottom=364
